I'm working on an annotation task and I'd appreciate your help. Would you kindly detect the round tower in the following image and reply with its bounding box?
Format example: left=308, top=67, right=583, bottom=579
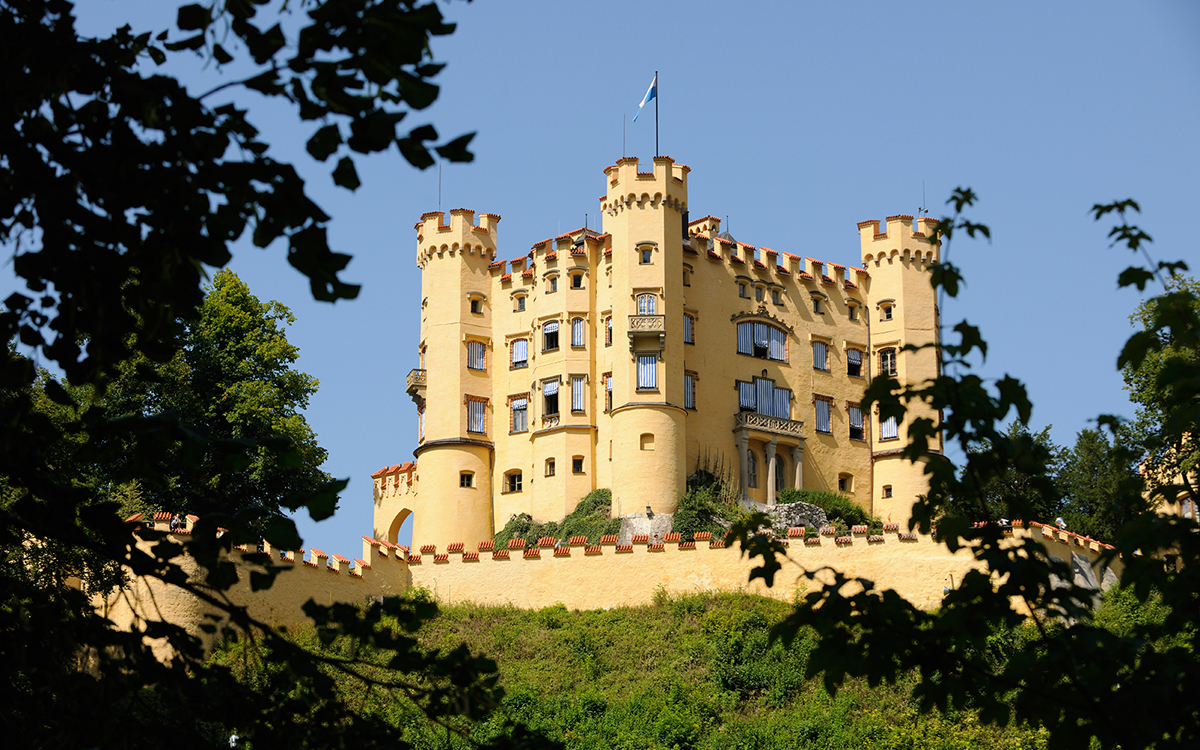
left=403, top=209, right=500, bottom=548
left=857, top=214, right=942, bottom=526
left=600, top=157, right=691, bottom=517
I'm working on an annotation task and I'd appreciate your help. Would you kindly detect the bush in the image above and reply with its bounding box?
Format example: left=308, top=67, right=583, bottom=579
left=493, top=489, right=620, bottom=547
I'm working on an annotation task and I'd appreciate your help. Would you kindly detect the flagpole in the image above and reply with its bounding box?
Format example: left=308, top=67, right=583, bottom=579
left=654, top=70, right=659, bottom=157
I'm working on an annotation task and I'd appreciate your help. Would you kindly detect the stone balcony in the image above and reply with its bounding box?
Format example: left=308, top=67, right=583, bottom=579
left=627, top=314, right=665, bottom=352
left=733, top=411, right=805, bottom=439
left=406, top=368, right=426, bottom=408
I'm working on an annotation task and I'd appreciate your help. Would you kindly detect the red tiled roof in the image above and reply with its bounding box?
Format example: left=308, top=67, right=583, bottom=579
left=688, top=215, right=720, bottom=225
left=501, top=274, right=512, bottom=282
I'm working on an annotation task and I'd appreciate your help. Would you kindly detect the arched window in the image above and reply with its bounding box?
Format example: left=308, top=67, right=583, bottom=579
left=736, top=321, right=787, bottom=362
left=637, top=293, right=657, bottom=315
left=543, top=320, right=559, bottom=351
left=747, top=449, right=758, bottom=488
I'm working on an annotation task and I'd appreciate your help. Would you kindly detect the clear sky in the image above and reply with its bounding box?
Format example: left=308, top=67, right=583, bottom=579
left=31, top=1, right=1200, bottom=556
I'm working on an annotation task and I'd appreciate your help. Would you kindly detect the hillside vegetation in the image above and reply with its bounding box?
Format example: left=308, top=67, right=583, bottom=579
left=400, top=592, right=1046, bottom=750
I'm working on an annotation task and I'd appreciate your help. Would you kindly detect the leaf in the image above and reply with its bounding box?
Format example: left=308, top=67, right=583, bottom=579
left=176, top=4, right=211, bottom=32
left=212, top=43, right=233, bottom=65
left=43, top=379, right=75, bottom=407
left=164, top=33, right=206, bottom=52
left=147, top=46, right=166, bottom=65
left=306, top=124, right=342, bottom=161
left=435, top=132, right=476, bottom=163
left=332, top=156, right=360, bottom=190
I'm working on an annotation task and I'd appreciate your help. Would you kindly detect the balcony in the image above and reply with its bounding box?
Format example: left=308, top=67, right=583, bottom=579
left=627, top=314, right=665, bottom=352
left=406, top=368, right=426, bottom=408
left=733, top=411, right=804, bottom=439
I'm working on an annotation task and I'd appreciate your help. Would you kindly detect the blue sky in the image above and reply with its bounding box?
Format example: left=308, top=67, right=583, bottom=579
left=35, top=1, right=1200, bottom=555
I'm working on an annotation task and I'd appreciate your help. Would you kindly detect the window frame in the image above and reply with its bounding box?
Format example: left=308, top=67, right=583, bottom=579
left=571, top=317, right=586, bottom=348
left=736, top=321, right=788, bottom=362
left=460, top=472, right=474, bottom=488
left=812, top=340, right=829, bottom=372
left=683, top=314, right=695, bottom=344
left=848, top=403, right=865, bottom=441
left=467, top=340, right=487, bottom=371
left=510, top=338, right=528, bottom=369
left=510, top=395, right=528, bottom=434
left=466, top=396, right=488, bottom=435
left=879, top=348, right=897, bottom=376
left=505, top=471, right=523, bottom=493
left=636, top=354, right=658, bottom=391
left=543, top=320, right=560, bottom=352
left=636, top=293, right=657, bottom=315
left=543, top=378, right=560, bottom=416
left=847, top=348, right=863, bottom=378
left=814, top=396, right=832, bottom=434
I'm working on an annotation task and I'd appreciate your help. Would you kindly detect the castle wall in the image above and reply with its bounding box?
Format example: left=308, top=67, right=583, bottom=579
left=406, top=524, right=1120, bottom=612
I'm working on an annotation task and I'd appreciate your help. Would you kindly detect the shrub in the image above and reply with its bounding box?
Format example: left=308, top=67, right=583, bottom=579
left=493, top=489, right=620, bottom=547
left=777, top=487, right=880, bottom=530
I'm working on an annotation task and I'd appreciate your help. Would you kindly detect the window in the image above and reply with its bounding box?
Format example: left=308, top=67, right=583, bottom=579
left=545, top=458, right=555, bottom=477
left=572, top=456, right=584, bottom=474
left=812, top=296, right=823, bottom=314
left=418, top=405, right=424, bottom=441
left=683, top=269, right=691, bottom=286
left=736, top=321, right=787, bottom=362
left=571, top=273, right=583, bottom=289
left=571, top=375, right=585, bottom=413
left=771, top=289, right=781, bottom=305
left=881, top=304, right=893, bottom=321
left=883, top=485, right=893, bottom=498
left=543, top=379, right=559, bottom=415
left=747, top=449, right=758, bottom=488
left=511, top=397, right=528, bottom=433
left=605, top=316, right=612, bottom=346
left=848, top=404, right=864, bottom=440
left=470, top=299, right=481, bottom=314
left=879, top=348, right=897, bottom=376
left=543, top=321, right=559, bottom=351
left=640, top=433, right=655, bottom=450
left=838, top=474, right=853, bottom=492
left=775, top=456, right=786, bottom=493
left=548, top=275, right=558, bottom=293
left=511, top=338, right=528, bottom=369
left=571, top=317, right=585, bottom=347
left=739, top=283, right=748, bottom=298
left=849, top=304, right=858, bottom=322
left=467, top=341, right=486, bottom=371
left=515, top=296, right=526, bottom=312
left=683, top=314, right=694, bottom=344
left=637, top=293, right=656, bottom=315
left=640, top=247, right=652, bottom=264
left=736, top=377, right=792, bottom=419
left=755, top=286, right=764, bottom=302
left=605, top=373, right=612, bottom=412
left=881, top=415, right=899, bottom=441
left=460, top=472, right=473, bottom=488
left=847, top=349, right=862, bottom=378
left=506, top=471, right=523, bottom=493
left=684, top=372, right=696, bottom=409
left=637, top=355, right=657, bottom=390
left=815, top=397, right=832, bottom=434
left=467, top=398, right=487, bottom=434
left=812, top=341, right=829, bottom=371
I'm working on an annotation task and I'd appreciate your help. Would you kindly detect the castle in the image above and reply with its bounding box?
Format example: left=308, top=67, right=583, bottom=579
left=375, top=157, right=943, bottom=549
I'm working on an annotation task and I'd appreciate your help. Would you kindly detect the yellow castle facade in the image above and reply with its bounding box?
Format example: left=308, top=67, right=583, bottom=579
left=376, top=157, right=943, bottom=549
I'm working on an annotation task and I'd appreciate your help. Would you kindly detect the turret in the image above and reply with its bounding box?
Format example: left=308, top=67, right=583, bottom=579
left=600, top=157, right=690, bottom=517
left=401, top=209, right=501, bottom=548
left=858, top=214, right=941, bottom=523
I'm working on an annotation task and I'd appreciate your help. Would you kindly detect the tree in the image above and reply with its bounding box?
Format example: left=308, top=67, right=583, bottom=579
left=729, top=194, right=1199, bottom=749
left=954, top=421, right=1064, bottom=524
left=1123, top=275, right=1200, bottom=519
left=0, top=2, right=552, bottom=747
left=103, top=269, right=333, bottom=530
left=1058, top=427, right=1148, bottom=543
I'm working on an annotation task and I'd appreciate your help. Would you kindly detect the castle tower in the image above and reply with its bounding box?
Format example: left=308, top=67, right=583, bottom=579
left=399, top=209, right=500, bottom=548
left=600, top=157, right=691, bottom=517
left=858, top=215, right=942, bottom=523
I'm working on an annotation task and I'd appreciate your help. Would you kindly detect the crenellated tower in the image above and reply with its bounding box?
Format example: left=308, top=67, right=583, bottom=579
left=857, top=214, right=942, bottom=522
left=392, top=209, right=500, bottom=549
left=599, top=157, right=691, bottom=517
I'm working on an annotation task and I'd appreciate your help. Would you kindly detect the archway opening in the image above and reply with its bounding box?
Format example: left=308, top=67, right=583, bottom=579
left=387, top=508, right=414, bottom=547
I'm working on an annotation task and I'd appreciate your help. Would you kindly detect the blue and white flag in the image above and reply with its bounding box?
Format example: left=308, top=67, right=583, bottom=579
left=632, top=74, right=657, bottom=122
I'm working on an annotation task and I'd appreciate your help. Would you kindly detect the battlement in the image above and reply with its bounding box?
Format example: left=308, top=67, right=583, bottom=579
left=857, top=215, right=940, bottom=267
left=600, top=156, right=689, bottom=214
left=415, top=209, right=500, bottom=268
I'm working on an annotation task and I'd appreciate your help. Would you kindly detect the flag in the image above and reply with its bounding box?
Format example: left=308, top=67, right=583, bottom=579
left=632, top=74, right=656, bottom=122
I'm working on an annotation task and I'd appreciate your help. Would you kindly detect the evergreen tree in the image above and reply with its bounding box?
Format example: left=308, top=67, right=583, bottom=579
left=953, top=421, right=1064, bottom=523
left=1058, top=427, right=1148, bottom=542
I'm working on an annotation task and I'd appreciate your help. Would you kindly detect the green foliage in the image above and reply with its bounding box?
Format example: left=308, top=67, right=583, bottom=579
left=674, top=462, right=742, bottom=542
left=494, top=489, right=621, bottom=547
left=953, top=421, right=1064, bottom=524
left=0, top=2, right=518, bottom=746
left=1122, top=275, right=1200, bottom=512
left=401, top=592, right=1046, bottom=750
left=726, top=195, right=1200, bottom=749
left=1058, top=428, right=1149, bottom=543
left=101, top=269, right=336, bottom=531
